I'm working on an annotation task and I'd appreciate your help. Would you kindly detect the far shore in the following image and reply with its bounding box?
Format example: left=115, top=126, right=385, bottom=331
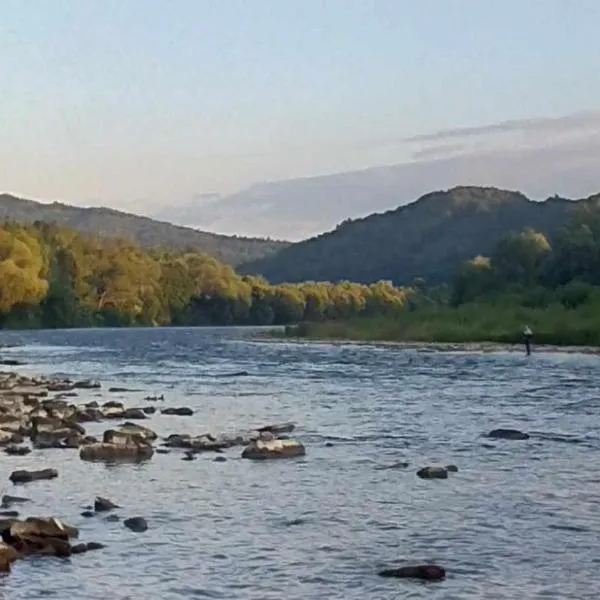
left=254, top=331, right=600, bottom=356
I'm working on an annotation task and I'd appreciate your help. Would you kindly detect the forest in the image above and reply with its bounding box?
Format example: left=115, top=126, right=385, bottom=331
left=0, top=220, right=410, bottom=329
left=286, top=199, right=600, bottom=346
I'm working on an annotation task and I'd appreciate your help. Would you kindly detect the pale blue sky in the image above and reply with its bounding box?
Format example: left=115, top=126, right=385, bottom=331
left=1, top=0, right=599, bottom=219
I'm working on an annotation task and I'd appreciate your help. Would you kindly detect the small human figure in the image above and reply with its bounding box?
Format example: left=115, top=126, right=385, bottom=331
left=522, top=325, right=533, bottom=356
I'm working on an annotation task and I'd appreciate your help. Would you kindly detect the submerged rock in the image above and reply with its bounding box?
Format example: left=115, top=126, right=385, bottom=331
left=241, top=439, right=306, bottom=460
left=378, top=564, right=446, bottom=581
left=94, top=497, right=120, bottom=512
left=1, top=495, right=30, bottom=508
left=257, top=422, right=295, bottom=435
left=124, top=517, right=148, bottom=532
left=416, top=466, right=448, bottom=479
left=9, top=468, right=58, bottom=484
left=4, top=445, right=31, bottom=456
left=161, top=407, right=194, bottom=416
left=487, top=428, right=530, bottom=440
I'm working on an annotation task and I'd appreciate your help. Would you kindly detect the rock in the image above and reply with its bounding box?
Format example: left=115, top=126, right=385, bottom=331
left=81, top=511, right=95, bottom=518
left=257, top=422, right=295, bottom=435
left=72, top=541, right=105, bottom=553
left=4, top=445, right=31, bottom=456
left=182, top=450, right=196, bottom=460
left=446, top=464, right=459, bottom=472
left=1, top=495, right=30, bottom=508
left=0, top=543, right=18, bottom=572
left=108, top=387, right=132, bottom=393
left=79, top=441, right=154, bottom=462
left=0, top=511, right=19, bottom=517
left=46, top=381, right=75, bottom=392
left=9, top=468, right=59, bottom=484
left=0, top=359, right=24, bottom=366
left=241, top=439, right=306, bottom=460
left=487, top=428, right=530, bottom=440
left=144, top=394, right=164, bottom=402
left=86, top=541, right=105, bottom=551
left=74, top=379, right=101, bottom=390
left=118, top=422, right=157, bottom=441
left=416, top=466, right=448, bottom=479
left=378, top=564, right=446, bottom=581
left=161, top=407, right=194, bottom=416
left=94, top=496, right=119, bottom=512
left=375, top=461, right=410, bottom=470
left=104, top=514, right=120, bottom=522
left=141, top=406, right=156, bottom=415
left=156, top=448, right=170, bottom=454
left=213, top=456, right=227, bottom=462
left=120, top=408, right=147, bottom=420
left=123, top=517, right=147, bottom=532
left=10, top=516, right=77, bottom=541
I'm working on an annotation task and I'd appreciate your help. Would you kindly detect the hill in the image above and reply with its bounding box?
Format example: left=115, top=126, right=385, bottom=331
left=239, top=186, right=588, bottom=285
left=0, top=193, right=289, bottom=266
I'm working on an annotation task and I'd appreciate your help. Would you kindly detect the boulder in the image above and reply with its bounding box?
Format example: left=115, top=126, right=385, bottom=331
left=9, top=468, right=58, bottom=484
left=416, top=466, right=448, bottom=479
left=121, top=408, right=147, bottom=420
left=118, top=422, right=157, bottom=441
left=487, top=428, right=530, bottom=440
left=79, top=441, right=154, bottom=462
left=378, top=564, right=446, bottom=581
left=123, top=516, right=148, bottom=532
left=241, top=439, right=306, bottom=460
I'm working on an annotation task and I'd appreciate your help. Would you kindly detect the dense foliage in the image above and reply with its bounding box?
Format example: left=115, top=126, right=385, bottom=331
left=286, top=200, right=600, bottom=347
left=241, top=186, right=586, bottom=285
left=0, top=194, right=289, bottom=267
left=0, top=221, right=411, bottom=329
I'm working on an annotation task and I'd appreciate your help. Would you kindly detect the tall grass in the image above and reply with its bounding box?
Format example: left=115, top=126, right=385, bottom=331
left=284, top=301, right=600, bottom=347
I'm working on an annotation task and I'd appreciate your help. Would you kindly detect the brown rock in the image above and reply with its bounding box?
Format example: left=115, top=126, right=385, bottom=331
left=9, top=468, right=59, bottom=484
left=241, top=439, right=306, bottom=460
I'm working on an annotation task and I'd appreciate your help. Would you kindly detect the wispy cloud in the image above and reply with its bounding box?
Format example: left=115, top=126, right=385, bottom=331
left=405, top=109, right=600, bottom=143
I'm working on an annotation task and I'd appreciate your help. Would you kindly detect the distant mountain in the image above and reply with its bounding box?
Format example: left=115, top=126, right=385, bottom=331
left=0, top=194, right=289, bottom=266
left=238, top=186, right=588, bottom=285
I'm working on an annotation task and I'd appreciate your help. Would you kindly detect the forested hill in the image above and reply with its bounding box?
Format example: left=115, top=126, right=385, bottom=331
left=239, top=186, right=589, bottom=285
left=0, top=194, right=289, bottom=266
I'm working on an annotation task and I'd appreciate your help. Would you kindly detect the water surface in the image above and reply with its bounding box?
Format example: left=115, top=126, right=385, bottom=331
left=1, top=327, right=599, bottom=599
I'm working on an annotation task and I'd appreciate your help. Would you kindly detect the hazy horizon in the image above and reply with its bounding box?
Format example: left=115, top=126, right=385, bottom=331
left=2, top=0, right=599, bottom=239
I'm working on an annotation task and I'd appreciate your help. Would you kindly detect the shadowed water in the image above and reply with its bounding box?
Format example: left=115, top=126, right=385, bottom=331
left=1, top=326, right=599, bottom=599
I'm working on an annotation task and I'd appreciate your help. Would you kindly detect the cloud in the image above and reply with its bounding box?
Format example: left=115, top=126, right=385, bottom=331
left=404, top=109, right=600, bottom=143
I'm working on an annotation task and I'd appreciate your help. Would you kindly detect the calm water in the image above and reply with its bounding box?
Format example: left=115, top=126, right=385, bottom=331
left=1, top=327, right=600, bottom=599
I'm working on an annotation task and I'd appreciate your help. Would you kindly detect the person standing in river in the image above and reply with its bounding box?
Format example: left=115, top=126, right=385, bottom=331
left=522, top=325, right=533, bottom=356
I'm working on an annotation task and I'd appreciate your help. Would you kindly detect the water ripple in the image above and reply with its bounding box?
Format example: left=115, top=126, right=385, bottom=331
left=0, top=327, right=599, bottom=599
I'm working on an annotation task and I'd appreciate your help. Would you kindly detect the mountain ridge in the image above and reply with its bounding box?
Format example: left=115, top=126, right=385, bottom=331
left=0, top=193, right=290, bottom=266
left=238, top=186, right=588, bottom=285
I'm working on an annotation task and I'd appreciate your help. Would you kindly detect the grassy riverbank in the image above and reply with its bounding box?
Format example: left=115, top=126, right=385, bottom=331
left=282, top=302, right=600, bottom=347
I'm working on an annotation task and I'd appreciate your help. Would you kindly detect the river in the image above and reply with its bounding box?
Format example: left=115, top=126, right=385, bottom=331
left=1, top=326, right=599, bottom=599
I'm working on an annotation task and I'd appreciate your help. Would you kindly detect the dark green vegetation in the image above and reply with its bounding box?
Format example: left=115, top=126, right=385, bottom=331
left=285, top=199, right=600, bottom=347
left=0, top=221, right=409, bottom=329
left=241, top=186, right=595, bottom=285
left=0, top=194, right=289, bottom=266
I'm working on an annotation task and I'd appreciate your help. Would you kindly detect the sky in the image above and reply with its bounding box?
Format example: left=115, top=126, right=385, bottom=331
left=1, top=0, right=599, bottom=233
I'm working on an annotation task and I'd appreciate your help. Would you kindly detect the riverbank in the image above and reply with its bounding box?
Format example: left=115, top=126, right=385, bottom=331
left=277, top=303, right=600, bottom=349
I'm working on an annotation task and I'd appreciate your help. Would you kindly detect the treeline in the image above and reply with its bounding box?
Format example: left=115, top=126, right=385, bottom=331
left=0, top=221, right=412, bottom=329
left=285, top=201, right=600, bottom=346
left=450, top=200, right=600, bottom=309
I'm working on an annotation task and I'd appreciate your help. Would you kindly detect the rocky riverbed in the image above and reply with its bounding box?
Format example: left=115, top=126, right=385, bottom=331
left=0, top=369, right=308, bottom=574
